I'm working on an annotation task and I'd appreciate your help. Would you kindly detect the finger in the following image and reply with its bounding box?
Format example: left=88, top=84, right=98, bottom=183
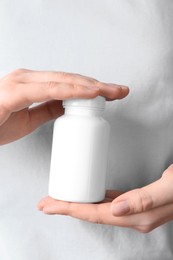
left=0, top=105, right=11, bottom=126
left=17, top=70, right=102, bottom=86
left=14, top=70, right=130, bottom=101
left=0, top=101, right=63, bottom=144
left=99, top=85, right=129, bottom=101
left=16, top=70, right=126, bottom=90
left=39, top=198, right=116, bottom=224
left=38, top=197, right=143, bottom=227
left=28, top=100, right=64, bottom=131
left=38, top=195, right=112, bottom=208
left=38, top=192, right=124, bottom=210
left=4, top=82, right=100, bottom=112
left=37, top=196, right=57, bottom=210
left=111, top=164, right=173, bottom=216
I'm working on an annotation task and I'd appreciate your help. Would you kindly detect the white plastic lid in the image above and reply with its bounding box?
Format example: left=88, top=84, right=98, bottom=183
left=63, top=96, right=105, bottom=110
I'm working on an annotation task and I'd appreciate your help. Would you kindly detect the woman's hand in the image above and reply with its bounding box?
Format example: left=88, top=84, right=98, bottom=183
left=38, top=165, right=173, bottom=233
left=0, top=69, right=129, bottom=145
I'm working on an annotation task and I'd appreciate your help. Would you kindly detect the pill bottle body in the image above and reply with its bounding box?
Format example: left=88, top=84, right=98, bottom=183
left=48, top=97, right=110, bottom=203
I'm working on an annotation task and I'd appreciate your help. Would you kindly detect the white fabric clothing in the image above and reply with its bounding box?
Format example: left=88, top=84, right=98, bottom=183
left=0, top=1, right=173, bottom=259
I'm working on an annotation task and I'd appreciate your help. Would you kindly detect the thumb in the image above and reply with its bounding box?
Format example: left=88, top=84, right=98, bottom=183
left=28, top=100, right=64, bottom=131
left=111, top=164, right=173, bottom=216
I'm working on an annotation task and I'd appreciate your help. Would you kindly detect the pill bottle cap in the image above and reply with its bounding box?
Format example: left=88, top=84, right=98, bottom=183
left=63, top=96, right=105, bottom=110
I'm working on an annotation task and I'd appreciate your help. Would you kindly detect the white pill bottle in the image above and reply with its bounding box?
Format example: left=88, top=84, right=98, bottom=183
left=48, top=96, right=110, bottom=203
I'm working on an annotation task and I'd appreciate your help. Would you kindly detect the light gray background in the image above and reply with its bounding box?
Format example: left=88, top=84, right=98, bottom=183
left=0, top=1, right=173, bottom=259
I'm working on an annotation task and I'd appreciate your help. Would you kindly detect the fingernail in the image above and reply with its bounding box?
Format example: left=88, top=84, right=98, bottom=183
left=121, top=86, right=129, bottom=91
left=111, top=200, right=130, bottom=216
left=107, top=84, right=129, bottom=91
left=107, top=83, right=121, bottom=88
left=86, top=86, right=100, bottom=90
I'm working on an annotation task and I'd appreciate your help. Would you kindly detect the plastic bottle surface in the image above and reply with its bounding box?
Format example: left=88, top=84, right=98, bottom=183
left=48, top=96, right=110, bottom=203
